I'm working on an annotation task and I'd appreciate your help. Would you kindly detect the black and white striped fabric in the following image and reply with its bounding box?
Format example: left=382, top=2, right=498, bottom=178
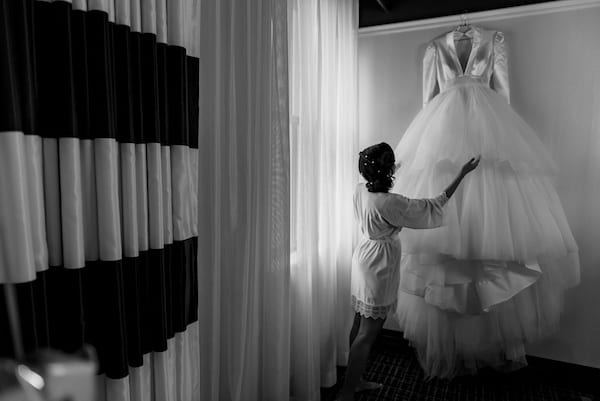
left=0, top=0, right=199, bottom=399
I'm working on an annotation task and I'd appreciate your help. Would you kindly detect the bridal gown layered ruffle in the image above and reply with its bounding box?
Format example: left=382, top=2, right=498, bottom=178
left=392, top=26, right=580, bottom=379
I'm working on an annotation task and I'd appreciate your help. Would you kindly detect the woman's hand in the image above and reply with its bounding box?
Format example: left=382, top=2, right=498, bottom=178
left=444, top=156, right=481, bottom=200
left=460, top=156, right=481, bottom=176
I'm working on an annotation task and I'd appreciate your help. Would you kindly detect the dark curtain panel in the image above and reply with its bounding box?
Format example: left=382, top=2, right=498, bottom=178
left=0, top=0, right=199, bottom=380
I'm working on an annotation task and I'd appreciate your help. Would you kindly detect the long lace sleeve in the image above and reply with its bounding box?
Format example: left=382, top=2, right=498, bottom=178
left=422, top=43, right=439, bottom=107
left=491, top=31, right=510, bottom=104
left=382, top=192, right=448, bottom=229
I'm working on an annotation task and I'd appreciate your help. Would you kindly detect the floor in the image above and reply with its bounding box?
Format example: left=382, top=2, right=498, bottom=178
left=321, top=332, right=598, bottom=401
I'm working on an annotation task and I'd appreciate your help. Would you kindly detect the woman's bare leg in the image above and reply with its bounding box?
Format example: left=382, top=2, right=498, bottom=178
left=337, top=315, right=386, bottom=401
left=349, top=312, right=361, bottom=348
left=348, top=313, right=384, bottom=392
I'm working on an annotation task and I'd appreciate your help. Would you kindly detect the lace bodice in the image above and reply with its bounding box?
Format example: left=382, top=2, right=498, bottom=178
left=423, top=26, right=509, bottom=106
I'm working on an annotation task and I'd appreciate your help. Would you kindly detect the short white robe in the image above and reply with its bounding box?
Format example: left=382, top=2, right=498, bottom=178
left=351, top=183, right=448, bottom=319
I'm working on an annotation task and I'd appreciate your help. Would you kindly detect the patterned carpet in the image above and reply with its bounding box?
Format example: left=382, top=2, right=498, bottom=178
left=321, top=331, right=598, bottom=401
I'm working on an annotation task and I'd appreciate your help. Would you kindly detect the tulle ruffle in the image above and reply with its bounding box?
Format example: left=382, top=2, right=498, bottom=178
left=396, top=166, right=579, bottom=265
left=395, top=264, right=568, bottom=379
left=399, top=251, right=579, bottom=315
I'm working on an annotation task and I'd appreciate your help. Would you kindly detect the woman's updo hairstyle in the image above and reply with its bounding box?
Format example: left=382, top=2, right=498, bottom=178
left=358, top=142, right=395, bottom=193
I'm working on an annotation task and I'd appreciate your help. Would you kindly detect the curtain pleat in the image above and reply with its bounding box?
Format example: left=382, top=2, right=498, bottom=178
left=43, top=138, right=63, bottom=267
left=0, top=1, right=200, bottom=400
left=81, top=139, right=99, bottom=259
left=0, top=133, right=38, bottom=283
left=25, top=135, right=48, bottom=271
left=128, top=354, right=152, bottom=401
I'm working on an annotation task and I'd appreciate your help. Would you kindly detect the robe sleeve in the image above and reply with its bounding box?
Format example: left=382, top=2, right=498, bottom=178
left=491, top=31, right=510, bottom=104
left=381, top=192, right=448, bottom=229
left=422, top=42, right=439, bottom=107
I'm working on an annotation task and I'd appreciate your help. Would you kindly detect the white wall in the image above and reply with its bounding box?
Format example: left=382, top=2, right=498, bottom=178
left=358, top=5, right=600, bottom=368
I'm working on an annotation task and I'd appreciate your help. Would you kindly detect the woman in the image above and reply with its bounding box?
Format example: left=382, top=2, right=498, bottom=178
left=337, top=142, right=479, bottom=401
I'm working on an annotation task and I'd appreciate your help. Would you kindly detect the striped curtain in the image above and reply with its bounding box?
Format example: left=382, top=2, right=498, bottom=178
left=0, top=0, right=200, bottom=399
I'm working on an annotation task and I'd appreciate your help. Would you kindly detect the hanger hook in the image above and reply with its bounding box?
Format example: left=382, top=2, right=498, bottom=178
left=457, top=11, right=470, bottom=30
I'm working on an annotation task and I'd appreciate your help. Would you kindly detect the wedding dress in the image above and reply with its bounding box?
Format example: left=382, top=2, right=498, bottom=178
left=392, top=25, right=580, bottom=379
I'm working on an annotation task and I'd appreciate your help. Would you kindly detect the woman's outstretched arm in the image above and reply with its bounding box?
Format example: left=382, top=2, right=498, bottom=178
left=444, top=156, right=480, bottom=199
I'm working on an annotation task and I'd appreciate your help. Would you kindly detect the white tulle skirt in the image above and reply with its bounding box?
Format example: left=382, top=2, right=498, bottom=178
left=392, top=79, right=580, bottom=379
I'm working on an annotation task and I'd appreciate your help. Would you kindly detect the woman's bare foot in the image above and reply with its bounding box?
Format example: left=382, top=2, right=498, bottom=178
left=334, top=392, right=354, bottom=401
left=336, top=379, right=382, bottom=400
left=355, top=379, right=383, bottom=392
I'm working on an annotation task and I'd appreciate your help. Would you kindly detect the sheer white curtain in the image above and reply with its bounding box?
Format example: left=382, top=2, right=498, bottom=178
left=289, top=0, right=359, bottom=399
left=198, top=1, right=291, bottom=401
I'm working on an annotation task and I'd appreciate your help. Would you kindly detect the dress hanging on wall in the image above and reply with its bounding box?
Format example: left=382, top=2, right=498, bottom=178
left=391, top=25, right=580, bottom=378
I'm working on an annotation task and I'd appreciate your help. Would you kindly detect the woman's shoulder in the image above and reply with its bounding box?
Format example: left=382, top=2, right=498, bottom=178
left=381, top=191, right=409, bottom=208
left=388, top=191, right=407, bottom=199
